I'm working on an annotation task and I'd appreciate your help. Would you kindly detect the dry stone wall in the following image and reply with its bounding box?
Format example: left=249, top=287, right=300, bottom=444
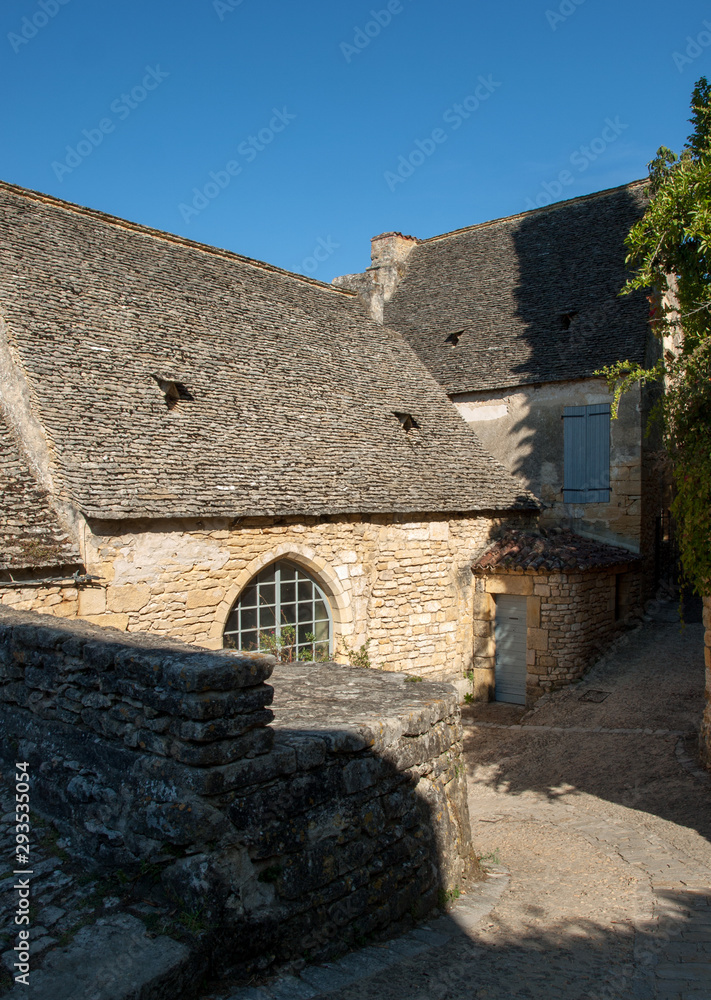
left=0, top=607, right=475, bottom=976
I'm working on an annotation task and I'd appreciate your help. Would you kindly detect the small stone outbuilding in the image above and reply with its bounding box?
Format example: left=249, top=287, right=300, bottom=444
left=471, top=528, right=639, bottom=705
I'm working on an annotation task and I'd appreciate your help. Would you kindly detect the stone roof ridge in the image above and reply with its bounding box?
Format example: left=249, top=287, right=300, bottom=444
left=422, top=179, right=649, bottom=245
left=472, top=527, right=639, bottom=574
left=0, top=179, right=355, bottom=298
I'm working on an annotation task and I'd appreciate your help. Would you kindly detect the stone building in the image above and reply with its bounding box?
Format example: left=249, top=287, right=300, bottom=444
left=335, top=181, right=662, bottom=581
left=335, top=181, right=665, bottom=703
left=0, top=180, right=540, bottom=693
left=0, top=178, right=667, bottom=705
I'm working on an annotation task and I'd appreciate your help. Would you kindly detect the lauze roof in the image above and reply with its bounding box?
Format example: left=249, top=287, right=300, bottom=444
left=0, top=182, right=538, bottom=520
left=0, top=414, right=80, bottom=571
left=382, top=182, right=652, bottom=394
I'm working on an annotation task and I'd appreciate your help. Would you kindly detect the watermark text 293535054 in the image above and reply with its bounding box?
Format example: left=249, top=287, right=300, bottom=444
left=51, top=66, right=170, bottom=182
left=12, top=762, right=32, bottom=987
left=7, top=0, right=72, bottom=54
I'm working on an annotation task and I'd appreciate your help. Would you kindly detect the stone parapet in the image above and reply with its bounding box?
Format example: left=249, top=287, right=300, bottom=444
left=0, top=609, right=475, bottom=980
left=0, top=606, right=275, bottom=767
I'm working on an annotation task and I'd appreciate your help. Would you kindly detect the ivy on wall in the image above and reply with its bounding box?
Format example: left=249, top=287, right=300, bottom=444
left=597, top=78, right=711, bottom=596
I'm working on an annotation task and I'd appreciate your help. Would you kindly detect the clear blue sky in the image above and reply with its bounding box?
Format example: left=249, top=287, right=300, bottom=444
left=2, top=0, right=710, bottom=281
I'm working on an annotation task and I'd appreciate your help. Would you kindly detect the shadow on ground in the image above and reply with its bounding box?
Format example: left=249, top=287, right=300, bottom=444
left=462, top=618, right=711, bottom=843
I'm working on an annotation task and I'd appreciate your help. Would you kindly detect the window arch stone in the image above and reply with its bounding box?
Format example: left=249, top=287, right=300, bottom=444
left=209, top=546, right=353, bottom=652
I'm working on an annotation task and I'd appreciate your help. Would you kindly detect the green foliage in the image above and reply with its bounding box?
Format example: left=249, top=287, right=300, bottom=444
left=463, top=693, right=474, bottom=704
left=404, top=675, right=423, bottom=683
left=437, top=885, right=461, bottom=908
left=597, top=77, right=711, bottom=595
left=478, top=849, right=502, bottom=866
left=257, top=626, right=329, bottom=663
left=340, top=639, right=372, bottom=669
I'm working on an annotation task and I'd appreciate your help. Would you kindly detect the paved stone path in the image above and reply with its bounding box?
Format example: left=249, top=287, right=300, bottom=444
left=212, top=611, right=711, bottom=1000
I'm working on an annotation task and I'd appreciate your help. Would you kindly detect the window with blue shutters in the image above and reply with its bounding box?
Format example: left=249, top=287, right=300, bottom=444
left=563, top=404, right=611, bottom=503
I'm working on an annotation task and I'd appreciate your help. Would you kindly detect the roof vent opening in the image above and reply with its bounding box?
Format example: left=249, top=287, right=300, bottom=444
left=445, top=330, right=463, bottom=347
left=394, top=412, right=420, bottom=434
left=560, top=311, right=579, bottom=331
left=153, top=375, right=195, bottom=410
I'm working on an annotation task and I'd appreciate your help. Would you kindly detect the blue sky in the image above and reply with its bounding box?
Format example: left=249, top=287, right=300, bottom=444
left=2, top=0, right=710, bottom=281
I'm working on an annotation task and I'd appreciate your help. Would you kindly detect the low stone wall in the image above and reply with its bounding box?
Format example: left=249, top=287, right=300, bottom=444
left=702, top=596, right=711, bottom=771
left=0, top=579, right=79, bottom=618
left=0, top=607, right=474, bottom=980
left=471, top=567, right=637, bottom=704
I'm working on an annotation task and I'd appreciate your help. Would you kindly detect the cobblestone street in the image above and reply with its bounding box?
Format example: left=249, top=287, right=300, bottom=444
left=223, top=609, right=710, bottom=1000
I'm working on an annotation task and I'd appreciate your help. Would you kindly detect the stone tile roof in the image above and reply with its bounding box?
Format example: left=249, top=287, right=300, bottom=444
left=0, top=414, right=80, bottom=570
left=0, top=182, right=539, bottom=520
left=382, top=182, right=652, bottom=394
left=472, top=528, right=637, bottom=574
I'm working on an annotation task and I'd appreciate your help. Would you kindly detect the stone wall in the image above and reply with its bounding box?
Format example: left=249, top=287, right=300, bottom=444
left=55, top=511, right=530, bottom=685
left=451, top=379, right=662, bottom=596
left=0, top=607, right=474, bottom=977
left=702, top=596, right=711, bottom=771
left=471, top=567, right=635, bottom=704
left=0, top=579, right=79, bottom=618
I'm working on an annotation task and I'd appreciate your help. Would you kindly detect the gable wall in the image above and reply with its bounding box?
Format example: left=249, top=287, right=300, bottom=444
left=452, top=378, right=663, bottom=588
left=57, top=512, right=534, bottom=685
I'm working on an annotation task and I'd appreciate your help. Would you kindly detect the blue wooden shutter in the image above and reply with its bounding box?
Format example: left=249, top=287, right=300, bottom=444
left=563, top=406, right=588, bottom=502
left=585, top=404, right=611, bottom=502
left=563, top=404, right=611, bottom=503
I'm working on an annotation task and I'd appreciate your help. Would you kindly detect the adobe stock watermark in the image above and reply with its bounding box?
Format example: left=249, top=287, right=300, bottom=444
left=12, top=762, right=32, bottom=987
left=384, top=76, right=501, bottom=192
left=524, top=116, right=629, bottom=210
left=294, top=236, right=340, bottom=276
left=178, top=107, right=296, bottom=223
left=8, top=0, right=71, bottom=54
left=546, top=0, right=587, bottom=30
left=672, top=20, right=711, bottom=72
left=212, top=0, right=246, bottom=21
left=51, top=66, right=170, bottom=182
left=340, top=0, right=411, bottom=63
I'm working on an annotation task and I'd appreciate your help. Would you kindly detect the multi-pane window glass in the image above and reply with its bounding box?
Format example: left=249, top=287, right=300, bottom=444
left=223, top=561, right=332, bottom=661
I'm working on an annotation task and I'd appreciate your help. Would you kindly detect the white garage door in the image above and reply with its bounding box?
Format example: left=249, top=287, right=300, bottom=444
left=494, top=594, right=527, bottom=705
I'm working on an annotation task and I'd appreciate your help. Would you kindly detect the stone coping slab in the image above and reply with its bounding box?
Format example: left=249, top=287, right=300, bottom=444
left=270, top=663, right=460, bottom=754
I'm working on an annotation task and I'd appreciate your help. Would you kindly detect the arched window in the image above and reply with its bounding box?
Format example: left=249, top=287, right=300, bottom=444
left=223, top=561, right=333, bottom=660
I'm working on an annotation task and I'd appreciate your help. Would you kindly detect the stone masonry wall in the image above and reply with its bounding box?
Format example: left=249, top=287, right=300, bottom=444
left=0, top=608, right=474, bottom=977
left=471, top=568, right=634, bottom=705
left=453, top=381, right=648, bottom=555
left=702, top=596, right=711, bottom=771
left=61, top=511, right=530, bottom=684
left=0, top=580, right=79, bottom=618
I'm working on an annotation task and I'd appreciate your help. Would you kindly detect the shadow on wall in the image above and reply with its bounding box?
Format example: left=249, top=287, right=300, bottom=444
left=0, top=608, right=476, bottom=996
left=505, top=186, right=662, bottom=552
